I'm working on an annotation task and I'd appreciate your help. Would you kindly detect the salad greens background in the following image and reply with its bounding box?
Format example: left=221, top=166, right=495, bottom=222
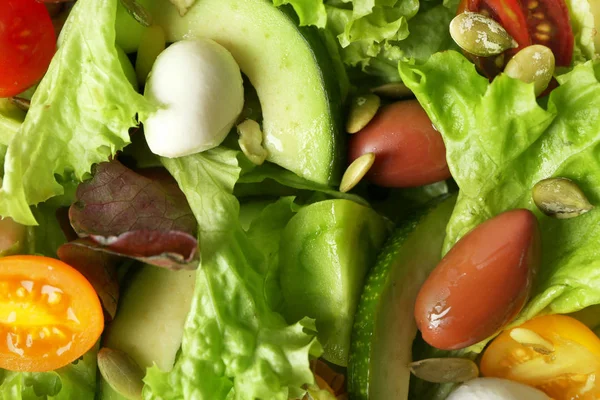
left=1, top=0, right=600, bottom=398
left=275, top=0, right=458, bottom=82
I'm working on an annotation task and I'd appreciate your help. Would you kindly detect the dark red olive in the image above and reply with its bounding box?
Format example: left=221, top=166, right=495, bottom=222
left=348, top=100, right=451, bottom=188
left=414, top=209, right=541, bottom=350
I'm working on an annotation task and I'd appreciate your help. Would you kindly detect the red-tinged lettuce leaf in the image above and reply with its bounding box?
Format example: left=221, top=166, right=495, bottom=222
left=68, top=160, right=199, bottom=269
left=69, top=160, right=196, bottom=237
left=57, top=241, right=120, bottom=320
left=87, top=231, right=198, bottom=270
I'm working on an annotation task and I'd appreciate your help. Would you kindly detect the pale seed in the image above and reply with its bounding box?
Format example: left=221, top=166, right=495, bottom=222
left=537, top=23, right=551, bottom=33
left=370, top=83, right=413, bottom=99
left=340, top=153, right=375, bottom=193
left=504, top=45, right=555, bottom=96
left=98, top=348, right=144, bottom=400
left=510, top=328, right=555, bottom=355
left=237, top=119, right=269, bottom=165
left=346, top=94, right=380, bottom=134
left=9, top=97, right=30, bottom=112
left=408, top=357, right=479, bottom=383
left=119, top=0, right=153, bottom=27
left=532, top=177, right=594, bottom=219
left=449, top=12, right=518, bottom=57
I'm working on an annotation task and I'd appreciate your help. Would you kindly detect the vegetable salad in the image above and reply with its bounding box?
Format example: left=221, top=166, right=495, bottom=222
left=2, top=0, right=600, bottom=399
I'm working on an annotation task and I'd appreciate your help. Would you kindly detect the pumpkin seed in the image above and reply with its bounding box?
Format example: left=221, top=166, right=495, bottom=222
left=237, top=119, right=269, bottom=165
left=346, top=94, right=380, bottom=134
left=339, top=153, right=375, bottom=193
left=409, top=357, right=479, bottom=383
left=119, top=0, right=153, bottom=27
left=532, top=177, right=594, bottom=219
left=504, top=45, right=555, bottom=96
left=97, top=347, right=144, bottom=400
left=9, top=97, right=30, bottom=112
left=370, top=83, right=413, bottom=99
left=449, top=12, right=518, bottom=57
left=510, top=328, right=555, bottom=355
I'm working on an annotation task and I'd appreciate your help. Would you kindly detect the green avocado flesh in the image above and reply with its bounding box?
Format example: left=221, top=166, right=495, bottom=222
left=117, top=0, right=344, bottom=185
left=279, top=199, right=390, bottom=367
left=348, top=195, right=457, bottom=400
left=99, top=265, right=196, bottom=399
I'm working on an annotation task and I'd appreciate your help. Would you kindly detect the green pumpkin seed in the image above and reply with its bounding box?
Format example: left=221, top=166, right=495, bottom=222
left=237, top=119, right=269, bottom=165
left=119, top=0, right=153, bottom=27
left=98, top=348, right=144, bottom=400
left=532, top=177, right=594, bottom=219
left=370, top=83, right=413, bottom=99
left=408, top=358, right=479, bottom=383
left=509, top=328, right=554, bottom=355
left=504, top=45, right=555, bottom=96
left=449, top=12, right=518, bottom=57
left=9, top=97, right=30, bottom=112
left=346, top=94, right=380, bottom=134
left=340, top=153, right=375, bottom=193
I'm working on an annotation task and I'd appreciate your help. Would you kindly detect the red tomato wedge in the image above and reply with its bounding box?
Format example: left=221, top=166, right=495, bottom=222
left=458, top=0, right=574, bottom=77
left=0, top=0, right=56, bottom=97
left=0, top=256, right=104, bottom=372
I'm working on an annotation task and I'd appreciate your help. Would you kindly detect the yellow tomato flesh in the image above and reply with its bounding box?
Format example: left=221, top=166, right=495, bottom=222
left=0, top=256, right=104, bottom=372
left=481, top=314, right=600, bottom=400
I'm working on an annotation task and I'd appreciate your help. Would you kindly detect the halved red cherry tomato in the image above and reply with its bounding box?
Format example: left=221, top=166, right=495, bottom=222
left=0, top=0, right=56, bottom=97
left=481, top=315, right=600, bottom=400
left=0, top=255, right=104, bottom=372
left=458, top=0, right=574, bottom=77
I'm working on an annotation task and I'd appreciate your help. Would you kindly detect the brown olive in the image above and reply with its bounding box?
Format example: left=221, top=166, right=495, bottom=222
left=348, top=100, right=451, bottom=188
left=414, top=209, right=541, bottom=350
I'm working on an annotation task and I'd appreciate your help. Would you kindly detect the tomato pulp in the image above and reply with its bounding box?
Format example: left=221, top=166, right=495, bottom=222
left=458, top=0, right=574, bottom=77
left=0, top=0, right=56, bottom=97
left=482, top=315, right=600, bottom=400
left=0, top=256, right=104, bottom=372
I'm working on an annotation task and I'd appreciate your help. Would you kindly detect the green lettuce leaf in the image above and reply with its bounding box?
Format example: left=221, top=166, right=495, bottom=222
left=0, top=100, right=26, bottom=180
left=0, top=347, right=97, bottom=400
left=143, top=148, right=320, bottom=400
left=400, top=51, right=600, bottom=396
left=0, top=0, right=152, bottom=225
left=566, top=0, right=596, bottom=62
left=274, top=0, right=456, bottom=82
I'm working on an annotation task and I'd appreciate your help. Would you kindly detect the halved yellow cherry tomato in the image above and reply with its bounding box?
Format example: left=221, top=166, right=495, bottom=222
left=481, top=314, right=600, bottom=400
left=0, top=255, right=104, bottom=372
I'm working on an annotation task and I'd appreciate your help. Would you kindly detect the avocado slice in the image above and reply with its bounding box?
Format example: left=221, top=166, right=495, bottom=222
left=98, top=265, right=196, bottom=399
left=348, top=195, right=457, bottom=400
left=279, top=199, right=390, bottom=367
left=117, top=0, right=345, bottom=185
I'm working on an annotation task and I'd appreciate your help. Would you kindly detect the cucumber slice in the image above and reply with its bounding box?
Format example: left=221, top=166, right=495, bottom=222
left=348, top=195, right=457, bottom=400
left=98, top=265, right=196, bottom=400
left=279, top=199, right=390, bottom=367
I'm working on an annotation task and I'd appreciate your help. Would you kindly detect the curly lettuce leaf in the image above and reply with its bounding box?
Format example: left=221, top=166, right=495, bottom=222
left=0, top=350, right=97, bottom=400
left=143, top=148, right=320, bottom=400
left=0, top=0, right=152, bottom=225
left=566, top=0, right=597, bottom=62
left=275, top=0, right=457, bottom=82
left=399, top=50, right=600, bottom=399
left=0, top=100, right=26, bottom=180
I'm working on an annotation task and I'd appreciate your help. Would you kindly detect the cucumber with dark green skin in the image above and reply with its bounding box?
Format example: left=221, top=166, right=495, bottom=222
left=348, top=195, right=457, bottom=400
